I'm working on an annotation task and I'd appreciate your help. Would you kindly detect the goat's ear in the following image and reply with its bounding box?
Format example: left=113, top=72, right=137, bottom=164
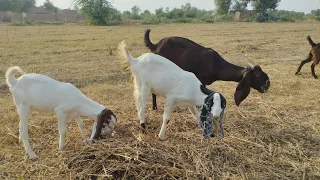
left=234, top=70, right=252, bottom=106
left=92, top=113, right=104, bottom=139
left=253, top=66, right=262, bottom=77
left=92, top=109, right=109, bottom=139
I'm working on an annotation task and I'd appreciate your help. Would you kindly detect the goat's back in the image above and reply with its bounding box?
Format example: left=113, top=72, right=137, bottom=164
left=150, top=37, right=225, bottom=85
left=12, top=74, right=82, bottom=112
left=133, top=53, right=201, bottom=97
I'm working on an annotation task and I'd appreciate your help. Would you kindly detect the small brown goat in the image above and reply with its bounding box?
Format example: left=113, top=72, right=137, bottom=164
left=144, top=29, right=270, bottom=108
left=295, top=35, right=320, bottom=79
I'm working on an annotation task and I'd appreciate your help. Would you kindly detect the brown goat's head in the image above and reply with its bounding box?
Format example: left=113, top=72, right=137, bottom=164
left=234, top=66, right=270, bottom=106
left=90, top=109, right=117, bottom=140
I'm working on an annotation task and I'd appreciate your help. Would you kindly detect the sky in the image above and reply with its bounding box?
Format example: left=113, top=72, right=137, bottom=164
left=36, top=0, right=320, bottom=14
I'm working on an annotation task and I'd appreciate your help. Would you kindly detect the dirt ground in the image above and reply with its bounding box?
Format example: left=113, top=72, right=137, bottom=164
left=0, top=22, right=319, bottom=179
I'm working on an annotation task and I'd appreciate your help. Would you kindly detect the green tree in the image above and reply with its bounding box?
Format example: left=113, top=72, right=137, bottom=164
left=0, top=0, right=36, bottom=12
left=122, top=10, right=131, bottom=19
left=75, top=0, right=113, bottom=25
left=0, top=0, right=11, bottom=11
left=214, top=0, right=232, bottom=15
left=311, top=9, right=320, bottom=16
left=232, top=0, right=249, bottom=11
left=155, top=7, right=165, bottom=18
left=42, top=0, right=58, bottom=13
left=141, top=10, right=151, bottom=18
left=250, top=0, right=281, bottom=21
left=251, top=0, right=280, bottom=14
left=131, top=5, right=141, bottom=19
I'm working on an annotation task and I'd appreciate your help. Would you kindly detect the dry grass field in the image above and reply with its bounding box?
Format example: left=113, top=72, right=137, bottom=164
left=0, top=22, right=320, bottom=179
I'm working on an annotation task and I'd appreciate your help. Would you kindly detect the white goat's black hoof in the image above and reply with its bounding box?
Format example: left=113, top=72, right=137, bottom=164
left=141, top=123, right=147, bottom=129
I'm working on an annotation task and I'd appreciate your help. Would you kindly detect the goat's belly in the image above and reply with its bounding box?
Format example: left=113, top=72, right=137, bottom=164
left=27, top=98, right=63, bottom=113
left=30, top=103, right=56, bottom=113
left=175, top=100, right=195, bottom=109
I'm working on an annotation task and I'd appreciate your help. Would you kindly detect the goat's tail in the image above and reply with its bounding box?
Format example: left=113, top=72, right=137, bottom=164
left=118, top=41, right=138, bottom=71
left=144, top=29, right=157, bottom=52
left=307, top=35, right=316, bottom=47
left=5, top=66, right=25, bottom=87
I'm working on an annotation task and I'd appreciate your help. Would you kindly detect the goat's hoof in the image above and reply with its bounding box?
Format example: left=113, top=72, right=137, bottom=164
left=152, top=106, right=158, bottom=110
left=295, top=72, right=300, bottom=75
left=141, top=123, right=147, bottom=129
left=314, top=76, right=318, bottom=79
left=28, top=152, right=38, bottom=160
left=159, top=134, right=166, bottom=141
left=59, top=146, right=65, bottom=151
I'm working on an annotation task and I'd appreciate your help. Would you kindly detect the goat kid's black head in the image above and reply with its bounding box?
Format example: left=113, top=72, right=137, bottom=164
left=91, top=109, right=117, bottom=140
left=234, top=66, right=270, bottom=106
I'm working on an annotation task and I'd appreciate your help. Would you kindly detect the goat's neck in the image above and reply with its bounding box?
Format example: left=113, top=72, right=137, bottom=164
left=78, top=96, right=105, bottom=118
left=218, top=61, right=244, bottom=82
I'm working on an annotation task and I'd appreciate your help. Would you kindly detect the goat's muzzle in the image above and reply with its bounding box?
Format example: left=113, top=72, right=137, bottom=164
left=260, top=80, right=270, bottom=93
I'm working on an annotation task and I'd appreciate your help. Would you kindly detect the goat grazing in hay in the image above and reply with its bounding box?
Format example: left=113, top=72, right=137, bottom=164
left=295, top=35, right=320, bottom=79
left=118, top=41, right=226, bottom=140
left=144, top=29, right=270, bottom=109
left=5, top=66, right=117, bottom=159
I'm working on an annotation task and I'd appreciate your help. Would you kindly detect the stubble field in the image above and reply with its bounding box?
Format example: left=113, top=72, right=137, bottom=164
left=0, top=22, right=319, bottom=179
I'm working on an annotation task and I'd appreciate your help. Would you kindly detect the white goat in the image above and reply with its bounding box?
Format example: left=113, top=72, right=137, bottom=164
left=118, top=41, right=226, bottom=140
left=5, top=66, right=117, bottom=159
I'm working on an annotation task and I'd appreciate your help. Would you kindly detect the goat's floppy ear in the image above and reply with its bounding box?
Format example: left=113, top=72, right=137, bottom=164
left=234, top=68, right=252, bottom=106
left=92, top=112, right=104, bottom=139
left=92, top=109, right=111, bottom=139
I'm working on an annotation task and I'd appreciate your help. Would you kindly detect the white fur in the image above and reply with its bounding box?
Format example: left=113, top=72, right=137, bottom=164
left=118, top=41, right=224, bottom=140
left=5, top=66, right=115, bottom=159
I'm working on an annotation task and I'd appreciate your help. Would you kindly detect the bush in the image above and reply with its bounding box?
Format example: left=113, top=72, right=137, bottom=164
left=200, top=14, right=215, bottom=23
left=213, top=15, right=232, bottom=22
left=316, top=16, right=320, bottom=22
left=107, top=9, right=123, bottom=25
left=142, top=14, right=160, bottom=24
left=10, top=21, right=32, bottom=26
left=172, top=18, right=195, bottom=23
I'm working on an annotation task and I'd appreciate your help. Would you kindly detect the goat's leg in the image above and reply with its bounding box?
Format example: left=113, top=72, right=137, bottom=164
left=188, top=106, right=200, bottom=124
left=137, top=87, right=150, bottom=129
left=311, top=63, right=318, bottom=79
left=295, top=56, right=312, bottom=75
left=159, top=100, right=174, bottom=140
left=152, top=94, right=157, bottom=110
left=55, top=108, right=68, bottom=150
left=17, top=103, right=37, bottom=159
left=74, top=115, right=88, bottom=140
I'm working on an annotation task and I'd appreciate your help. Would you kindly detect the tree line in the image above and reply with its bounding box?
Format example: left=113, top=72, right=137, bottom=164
left=74, top=0, right=320, bottom=25
left=0, top=0, right=59, bottom=13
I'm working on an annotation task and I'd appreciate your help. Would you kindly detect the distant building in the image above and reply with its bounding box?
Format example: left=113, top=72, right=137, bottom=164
left=231, top=10, right=257, bottom=21
left=0, top=7, right=82, bottom=23
left=0, top=11, right=23, bottom=22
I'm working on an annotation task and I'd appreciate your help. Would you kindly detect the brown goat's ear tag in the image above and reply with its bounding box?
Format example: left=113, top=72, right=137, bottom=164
left=234, top=70, right=252, bottom=106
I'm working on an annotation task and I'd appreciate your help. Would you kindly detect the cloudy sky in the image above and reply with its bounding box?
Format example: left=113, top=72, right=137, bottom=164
left=36, top=0, right=320, bottom=14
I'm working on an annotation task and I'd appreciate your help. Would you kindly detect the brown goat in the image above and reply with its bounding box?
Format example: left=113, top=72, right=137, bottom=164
left=144, top=29, right=270, bottom=108
left=295, top=35, right=320, bottom=79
